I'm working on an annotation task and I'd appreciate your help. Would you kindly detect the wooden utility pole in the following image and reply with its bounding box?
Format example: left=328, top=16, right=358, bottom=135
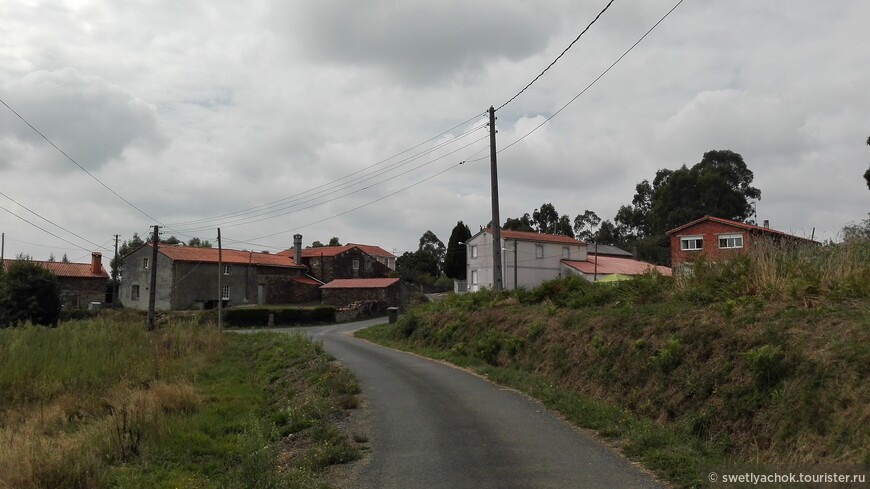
left=147, top=225, right=159, bottom=330
left=488, top=106, right=503, bottom=292
left=217, top=228, right=223, bottom=330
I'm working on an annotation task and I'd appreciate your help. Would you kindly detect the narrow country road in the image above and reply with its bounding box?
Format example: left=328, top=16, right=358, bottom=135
left=287, top=318, right=663, bottom=489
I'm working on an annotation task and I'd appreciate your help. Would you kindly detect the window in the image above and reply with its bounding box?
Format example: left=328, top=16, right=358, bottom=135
left=535, top=245, right=544, bottom=259
left=143, top=257, right=149, bottom=269
left=223, top=264, right=231, bottom=275
left=471, top=270, right=478, bottom=284
left=221, top=285, right=230, bottom=300
left=471, top=245, right=478, bottom=258
left=352, top=259, right=360, bottom=270
left=562, top=246, right=570, bottom=259
left=365, top=260, right=372, bottom=272
left=680, top=237, right=703, bottom=251
left=718, top=234, right=744, bottom=249
left=131, top=284, right=140, bottom=300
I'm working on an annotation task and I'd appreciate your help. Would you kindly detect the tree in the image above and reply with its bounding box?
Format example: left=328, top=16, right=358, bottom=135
left=0, top=260, right=62, bottom=327
left=573, top=210, right=601, bottom=242
left=418, top=230, right=446, bottom=272
left=444, top=221, right=471, bottom=280
left=186, top=237, right=213, bottom=248
left=48, top=253, right=56, bottom=262
left=503, top=214, right=534, bottom=232
left=328, top=237, right=341, bottom=246
left=61, top=253, right=69, bottom=263
left=396, top=231, right=445, bottom=284
left=162, top=235, right=182, bottom=246
left=532, top=203, right=559, bottom=234
left=111, top=233, right=146, bottom=273
left=310, top=241, right=325, bottom=248
left=841, top=214, right=870, bottom=242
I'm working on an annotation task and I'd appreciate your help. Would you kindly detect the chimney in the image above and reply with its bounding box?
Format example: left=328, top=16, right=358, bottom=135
left=763, top=219, right=770, bottom=229
left=91, top=252, right=102, bottom=275
left=293, top=234, right=303, bottom=265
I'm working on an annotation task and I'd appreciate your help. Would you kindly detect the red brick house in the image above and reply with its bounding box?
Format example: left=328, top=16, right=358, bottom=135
left=666, top=215, right=816, bottom=271
left=2, top=253, right=109, bottom=308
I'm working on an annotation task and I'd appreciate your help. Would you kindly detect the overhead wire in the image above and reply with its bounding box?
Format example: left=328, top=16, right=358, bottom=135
left=0, top=190, right=111, bottom=252
left=0, top=203, right=95, bottom=253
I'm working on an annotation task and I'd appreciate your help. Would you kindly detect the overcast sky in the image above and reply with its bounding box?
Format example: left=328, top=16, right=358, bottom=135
left=1, top=0, right=868, bottom=264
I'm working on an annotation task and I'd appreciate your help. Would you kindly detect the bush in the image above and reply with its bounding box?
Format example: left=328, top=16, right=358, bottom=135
left=0, top=260, right=62, bottom=327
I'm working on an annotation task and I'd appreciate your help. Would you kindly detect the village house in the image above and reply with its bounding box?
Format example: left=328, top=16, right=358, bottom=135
left=666, top=215, right=817, bottom=273
left=278, top=236, right=394, bottom=284
left=562, top=253, right=672, bottom=282
left=2, top=252, right=109, bottom=308
left=465, top=228, right=587, bottom=291
left=119, top=244, right=319, bottom=311
left=320, top=277, right=410, bottom=309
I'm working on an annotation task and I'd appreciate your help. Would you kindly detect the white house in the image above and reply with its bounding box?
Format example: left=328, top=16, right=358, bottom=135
left=465, top=228, right=587, bottom=291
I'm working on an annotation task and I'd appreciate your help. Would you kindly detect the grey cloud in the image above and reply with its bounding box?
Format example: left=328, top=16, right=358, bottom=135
left=1, top=68, right=165, bottom=171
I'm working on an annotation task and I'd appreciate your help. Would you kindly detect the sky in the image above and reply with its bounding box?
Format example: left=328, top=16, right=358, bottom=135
left=1, top=0, right=869, bottom=265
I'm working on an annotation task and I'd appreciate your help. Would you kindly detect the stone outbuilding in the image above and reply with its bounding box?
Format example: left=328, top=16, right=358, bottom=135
left=320, top=278, right=409, bottom=309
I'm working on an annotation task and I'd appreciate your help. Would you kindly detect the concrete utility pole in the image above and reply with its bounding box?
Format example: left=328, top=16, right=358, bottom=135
left=217, top=228, right=223, bottom=330
left=488, top=106, right=503, bottom=292
left=147, top=225, right=159, bottom=330
left=1, top=232, right=4, bottom=272
left=112, top=234, right=120, bottom=305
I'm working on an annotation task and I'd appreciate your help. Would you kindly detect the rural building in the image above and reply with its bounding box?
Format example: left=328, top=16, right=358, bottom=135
left=666, top=215, right=816, bottom=273
left=320, top=278, right=409, bottom=309
left=465, top=228, right=587, bottom=291
left=279, top=240, right=394, bottom=284
left=2, top=252, right=109, bottom=308
left=119, top=244, right=319, bottom=311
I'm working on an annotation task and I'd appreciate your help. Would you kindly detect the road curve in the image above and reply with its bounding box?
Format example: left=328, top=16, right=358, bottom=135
left=290, top=318, right=662, bottom=489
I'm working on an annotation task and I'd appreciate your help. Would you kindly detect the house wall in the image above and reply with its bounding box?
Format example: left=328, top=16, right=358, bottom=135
left=58, top=277, right=107, bottom=307
left=119, top=246, right=174, bottom=311
left=466, top=233, right=586, bottom=291
left=304, top=248, right=391, bottom=283
left=321, top=283, right=407, bottom=308
left=669, top=221, right=750, bottom=267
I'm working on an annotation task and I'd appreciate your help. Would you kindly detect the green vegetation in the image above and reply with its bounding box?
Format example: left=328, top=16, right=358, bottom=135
left=224, top=306, right=336, bottom=327
left=0, top=311, right=362, bottom=488
left=358, top=239, right=870, bottom=488
left=0, top=259, right=62, bottom=327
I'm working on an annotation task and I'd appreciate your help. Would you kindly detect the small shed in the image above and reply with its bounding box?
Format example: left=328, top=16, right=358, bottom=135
left=320, top=278, right=409, bottom=309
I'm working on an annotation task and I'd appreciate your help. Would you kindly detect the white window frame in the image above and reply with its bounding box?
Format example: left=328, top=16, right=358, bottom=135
left=470, top=245, right=478, bottom=258
left=471, top=270, right=478, bottom=285
left=223, top=264, right=231, bottom=275
left=221, top=285, right=230, bottom=300
left=143, top=257, right=149, bottom=269
left=562, top=246, right=570, bottom=259
left=680, top=236, right=704, bottom=251
left=535, top=245, right=544, bottom=259
left=352, top=259, right=360, bottom=270
left=718, top=234, right=744, bottom=249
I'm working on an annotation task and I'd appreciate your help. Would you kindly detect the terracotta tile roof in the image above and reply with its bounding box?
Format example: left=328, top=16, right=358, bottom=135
left=320, top=278, right=400, bottom=289
left=1, top=259, right=109, bottom=279
left=292, top=276, right=324, bottom=286
left=563, top=256, right=672, bottom=277
left=152, top=244, right=305, bottom=268
left=665, top=215, right=815, bottom=242
left=279, top=243, right=395, bottom=259
left=482, top=228, right=586, bottom=246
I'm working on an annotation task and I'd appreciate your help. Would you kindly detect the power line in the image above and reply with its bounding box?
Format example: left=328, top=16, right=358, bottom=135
left=0, top=190, right=111, bottom=252
left=0, top=203, right=94, bottom=253
left=0, top=96, right=165, bottom=226
left=166, top=113, right=488, bottom=228
left=478, top=0, right=686, bottom=162
left=177, top=131, right=490, bottom=233
left=495, top=0, right=616, bottom=112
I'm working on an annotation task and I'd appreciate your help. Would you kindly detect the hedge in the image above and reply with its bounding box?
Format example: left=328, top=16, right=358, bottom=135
left=223, top=307, right=336, bottom=327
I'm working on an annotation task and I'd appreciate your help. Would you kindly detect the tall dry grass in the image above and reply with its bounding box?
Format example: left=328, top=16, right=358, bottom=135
left=0, top=315, right=219, bottom=489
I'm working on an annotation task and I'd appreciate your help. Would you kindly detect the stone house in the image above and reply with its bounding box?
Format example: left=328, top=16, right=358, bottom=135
left=2, top=252, right=109, bottom=308
left=119, top=244, right=320, bottom=311
left=279, top=241, right=393, bottom=284
left=320, top=278, right=409, bottom=308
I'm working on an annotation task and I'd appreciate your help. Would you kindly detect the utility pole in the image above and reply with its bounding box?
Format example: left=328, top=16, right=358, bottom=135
left=112, top=234, right=120, bottom=305
left=147, top=225, right=159, bottom=330
left=1, top=232, right=5, bottom=272
left=513, top=240, right=518, bottom=290
left=488, top=106, right=503, bottom=292
left=217, top=228, right=223, bottom=330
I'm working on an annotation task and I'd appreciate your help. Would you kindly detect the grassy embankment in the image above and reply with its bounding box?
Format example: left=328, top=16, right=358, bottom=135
left=359, top=240, right=869, bottom=488
left=0, top=310, right=364, bottom=488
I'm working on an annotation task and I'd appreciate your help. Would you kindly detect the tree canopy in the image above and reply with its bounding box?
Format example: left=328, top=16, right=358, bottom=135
left=0, top=260, right=62, bottom=327
left=444, top=221, right=471, bottom=280
left=396, top=230, right=445, bottom=284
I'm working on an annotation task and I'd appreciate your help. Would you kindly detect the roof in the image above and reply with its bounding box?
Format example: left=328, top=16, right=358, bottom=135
left=587, top=244, right=633, bottom=257
left=665, top=215, right=815, bottom=242
left=480, top=228, right=586, bottom=246
left=1, top=259, right=109, bottom=279
left=278, top=243, right=394, bottom=259
left=150, top=244, right=305, bottom=268
left=320, top=278, right=400, bottom=289
left=292, top=276, right=324, bottom=286
left=563, top=256, right=672, bottom=277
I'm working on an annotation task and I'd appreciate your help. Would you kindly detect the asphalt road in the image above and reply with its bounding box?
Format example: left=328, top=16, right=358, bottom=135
left=288, top=318, right=663, bottom=489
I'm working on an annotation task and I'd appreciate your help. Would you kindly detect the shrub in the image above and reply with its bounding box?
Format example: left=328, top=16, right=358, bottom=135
left=0, top=260, right=62, bottom=327
left=223, top=307, right=335, bottom=327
